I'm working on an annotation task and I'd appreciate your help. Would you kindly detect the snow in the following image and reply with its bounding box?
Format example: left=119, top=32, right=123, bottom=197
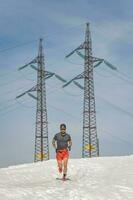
left=0, top=155, right=133, bottom=200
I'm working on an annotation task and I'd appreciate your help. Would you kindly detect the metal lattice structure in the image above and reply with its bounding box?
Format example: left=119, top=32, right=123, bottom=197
left=16, top=38, right=67, bottom=162
left=82, top=23, right=98, bottom=157
left=34, top=38, right=49, bottom=162
left=63, top=22, right=117, bottom=158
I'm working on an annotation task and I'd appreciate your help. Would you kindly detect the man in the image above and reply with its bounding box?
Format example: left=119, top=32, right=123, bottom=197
left=52, top=123, right=72, bottom=180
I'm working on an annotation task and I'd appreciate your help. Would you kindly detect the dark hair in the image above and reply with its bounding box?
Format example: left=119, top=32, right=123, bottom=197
left=60, top=123, right=66, bottom=129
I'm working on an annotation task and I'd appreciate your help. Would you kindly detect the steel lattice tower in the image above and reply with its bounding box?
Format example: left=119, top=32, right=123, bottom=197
left=34, top=38, right=49, bottom=162
left=16, top=38, right=67, bottom=162
left=63, top=22, right=117, bottom=157
left=82, top=23, right=98, bottom=157
left=63, top=23, right=101, bottom=157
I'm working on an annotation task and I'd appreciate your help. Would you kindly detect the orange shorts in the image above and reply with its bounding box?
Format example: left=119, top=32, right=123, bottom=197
left=56, top=149, right=69, bottom=161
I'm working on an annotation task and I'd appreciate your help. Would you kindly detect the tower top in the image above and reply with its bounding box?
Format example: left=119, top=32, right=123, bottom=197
left=39, top=38, right=43, bottom=42
left=38, top=38, right=44, bottom=58
left=86, top=22, right=90, bottom=26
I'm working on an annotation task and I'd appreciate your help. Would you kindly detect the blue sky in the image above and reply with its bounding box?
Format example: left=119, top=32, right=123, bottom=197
left=0, top=0, right=133, bottom=168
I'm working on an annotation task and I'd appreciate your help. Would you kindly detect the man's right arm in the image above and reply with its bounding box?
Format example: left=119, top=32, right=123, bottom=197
left=52, top=134, right=57, bottom=149
left=52, top=138, right=56, bottom=149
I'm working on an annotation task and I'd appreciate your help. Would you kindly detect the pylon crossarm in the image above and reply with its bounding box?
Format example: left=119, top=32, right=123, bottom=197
left=76, top=50, right=85, bottom=59
left=30, top=66, right=66, bottom=82
left=18, top=58, right=37, bottom=71
left=93, top=60, right=103, bottom=68
left=76, top=52, right=104, bottom=66
left=16, top=85, right=37, bottom=99
left=45, top=72, right=67, bottom=83
left=43, top=70, right=67, bottom=83
left=30, top=64, right=37, bottom=71
left=43, top=71, right=54, bottom=80
left=54, top=74, right=67, bottom=83
left=16, top=91, right=27, bottom=99
left=45, top=71, right=54, bottom=76
left=35, top=69, right=54, bottom=78
left=104, top=60, right=117, bottom=70
left=24, top=64, right=55, bottom=80
left=28, top=92, right=37, bottom=100
left=75, top=72, right=84, bottom=79
left=62, top=79, right=74, bottom=88
left=65, top=43, right=84, bottom=58
left=73, top=53, right=117, bottom=71
left=45, top=74, right=54, bottom=80
left=92, top=57, right=103, bottom=63
left=30, top=85, right=37, bottom=92
left=62, top=72, right=84, bottom=88
left=73, top=81, right=84, bottom=90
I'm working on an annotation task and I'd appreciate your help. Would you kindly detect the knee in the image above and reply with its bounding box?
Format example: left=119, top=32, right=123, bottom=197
left=58, top=161, right=62, bottom=166
left=64, top=164, right=67, bottom=169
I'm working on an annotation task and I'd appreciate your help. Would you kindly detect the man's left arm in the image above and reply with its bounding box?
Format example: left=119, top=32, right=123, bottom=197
left=68, top=135, right=72, bottom=151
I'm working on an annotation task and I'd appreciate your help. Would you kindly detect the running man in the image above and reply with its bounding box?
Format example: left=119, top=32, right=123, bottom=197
left=52, top=123, right=72, bottom=180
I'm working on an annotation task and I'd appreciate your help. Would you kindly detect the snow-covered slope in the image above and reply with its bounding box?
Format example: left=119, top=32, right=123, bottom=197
left=0, top=155, right=133, bottom=200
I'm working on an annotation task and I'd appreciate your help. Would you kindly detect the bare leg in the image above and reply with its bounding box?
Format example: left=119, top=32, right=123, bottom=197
left=63, top=158, right=68, bottom=175
left=57, top=160, right=62, bottom=173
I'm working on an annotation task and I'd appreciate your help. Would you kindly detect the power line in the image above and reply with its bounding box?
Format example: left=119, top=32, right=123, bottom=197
left=0, top=104, right=20, bottom=118
left=48, top=81, right=133, bottom=120
left=0, top=98, right=15, bottom=106
left=0, top=71, right=35, bottom=88
left=118, top=70, right=133, bottom=82
left=62, top=87, right=82, bottom=97
left=47, top=103, right=81, bottom=121
left=97, top=95, right=133, bottom=119
left=65, top=57, right=83, bottom=66
left=105, top=67, right=133, bottom=86
left=0, top=39, right=38, bottom=53
left=1, top=100, right=132, bottom=153
left=0, top=23, right=83, bottom=55
left=100, top=128, right=133, bottom=147
left=95, top=70, right=113, bottom=78
left=65, top=57, right=133, bottom=84
left=0, top=82, right=35, bottom=100
left=0, top=101, right=16, bottom=112
left=1, top=96, right=132, bottom=148
left=15, top=98, right=35, bottom=108
left=1, top=86, right=132, bottom=149
left=0, top=69, right=18, bottom=78
left=61, top=84, right=133, bottom=120
left=0, top=98, right=36, bottom=116
left=18, top=70, right=36, bottom=81
left=27, top=83, right=133, bottom=121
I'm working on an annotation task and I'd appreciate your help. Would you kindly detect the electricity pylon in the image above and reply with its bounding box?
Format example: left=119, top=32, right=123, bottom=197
left=63, top=23, right=117, bottom=158
left=16, top=38, right=67, bottom=162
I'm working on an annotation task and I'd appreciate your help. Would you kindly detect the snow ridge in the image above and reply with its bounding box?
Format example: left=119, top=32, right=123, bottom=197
left=0, top=155, right=133, bottom=200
